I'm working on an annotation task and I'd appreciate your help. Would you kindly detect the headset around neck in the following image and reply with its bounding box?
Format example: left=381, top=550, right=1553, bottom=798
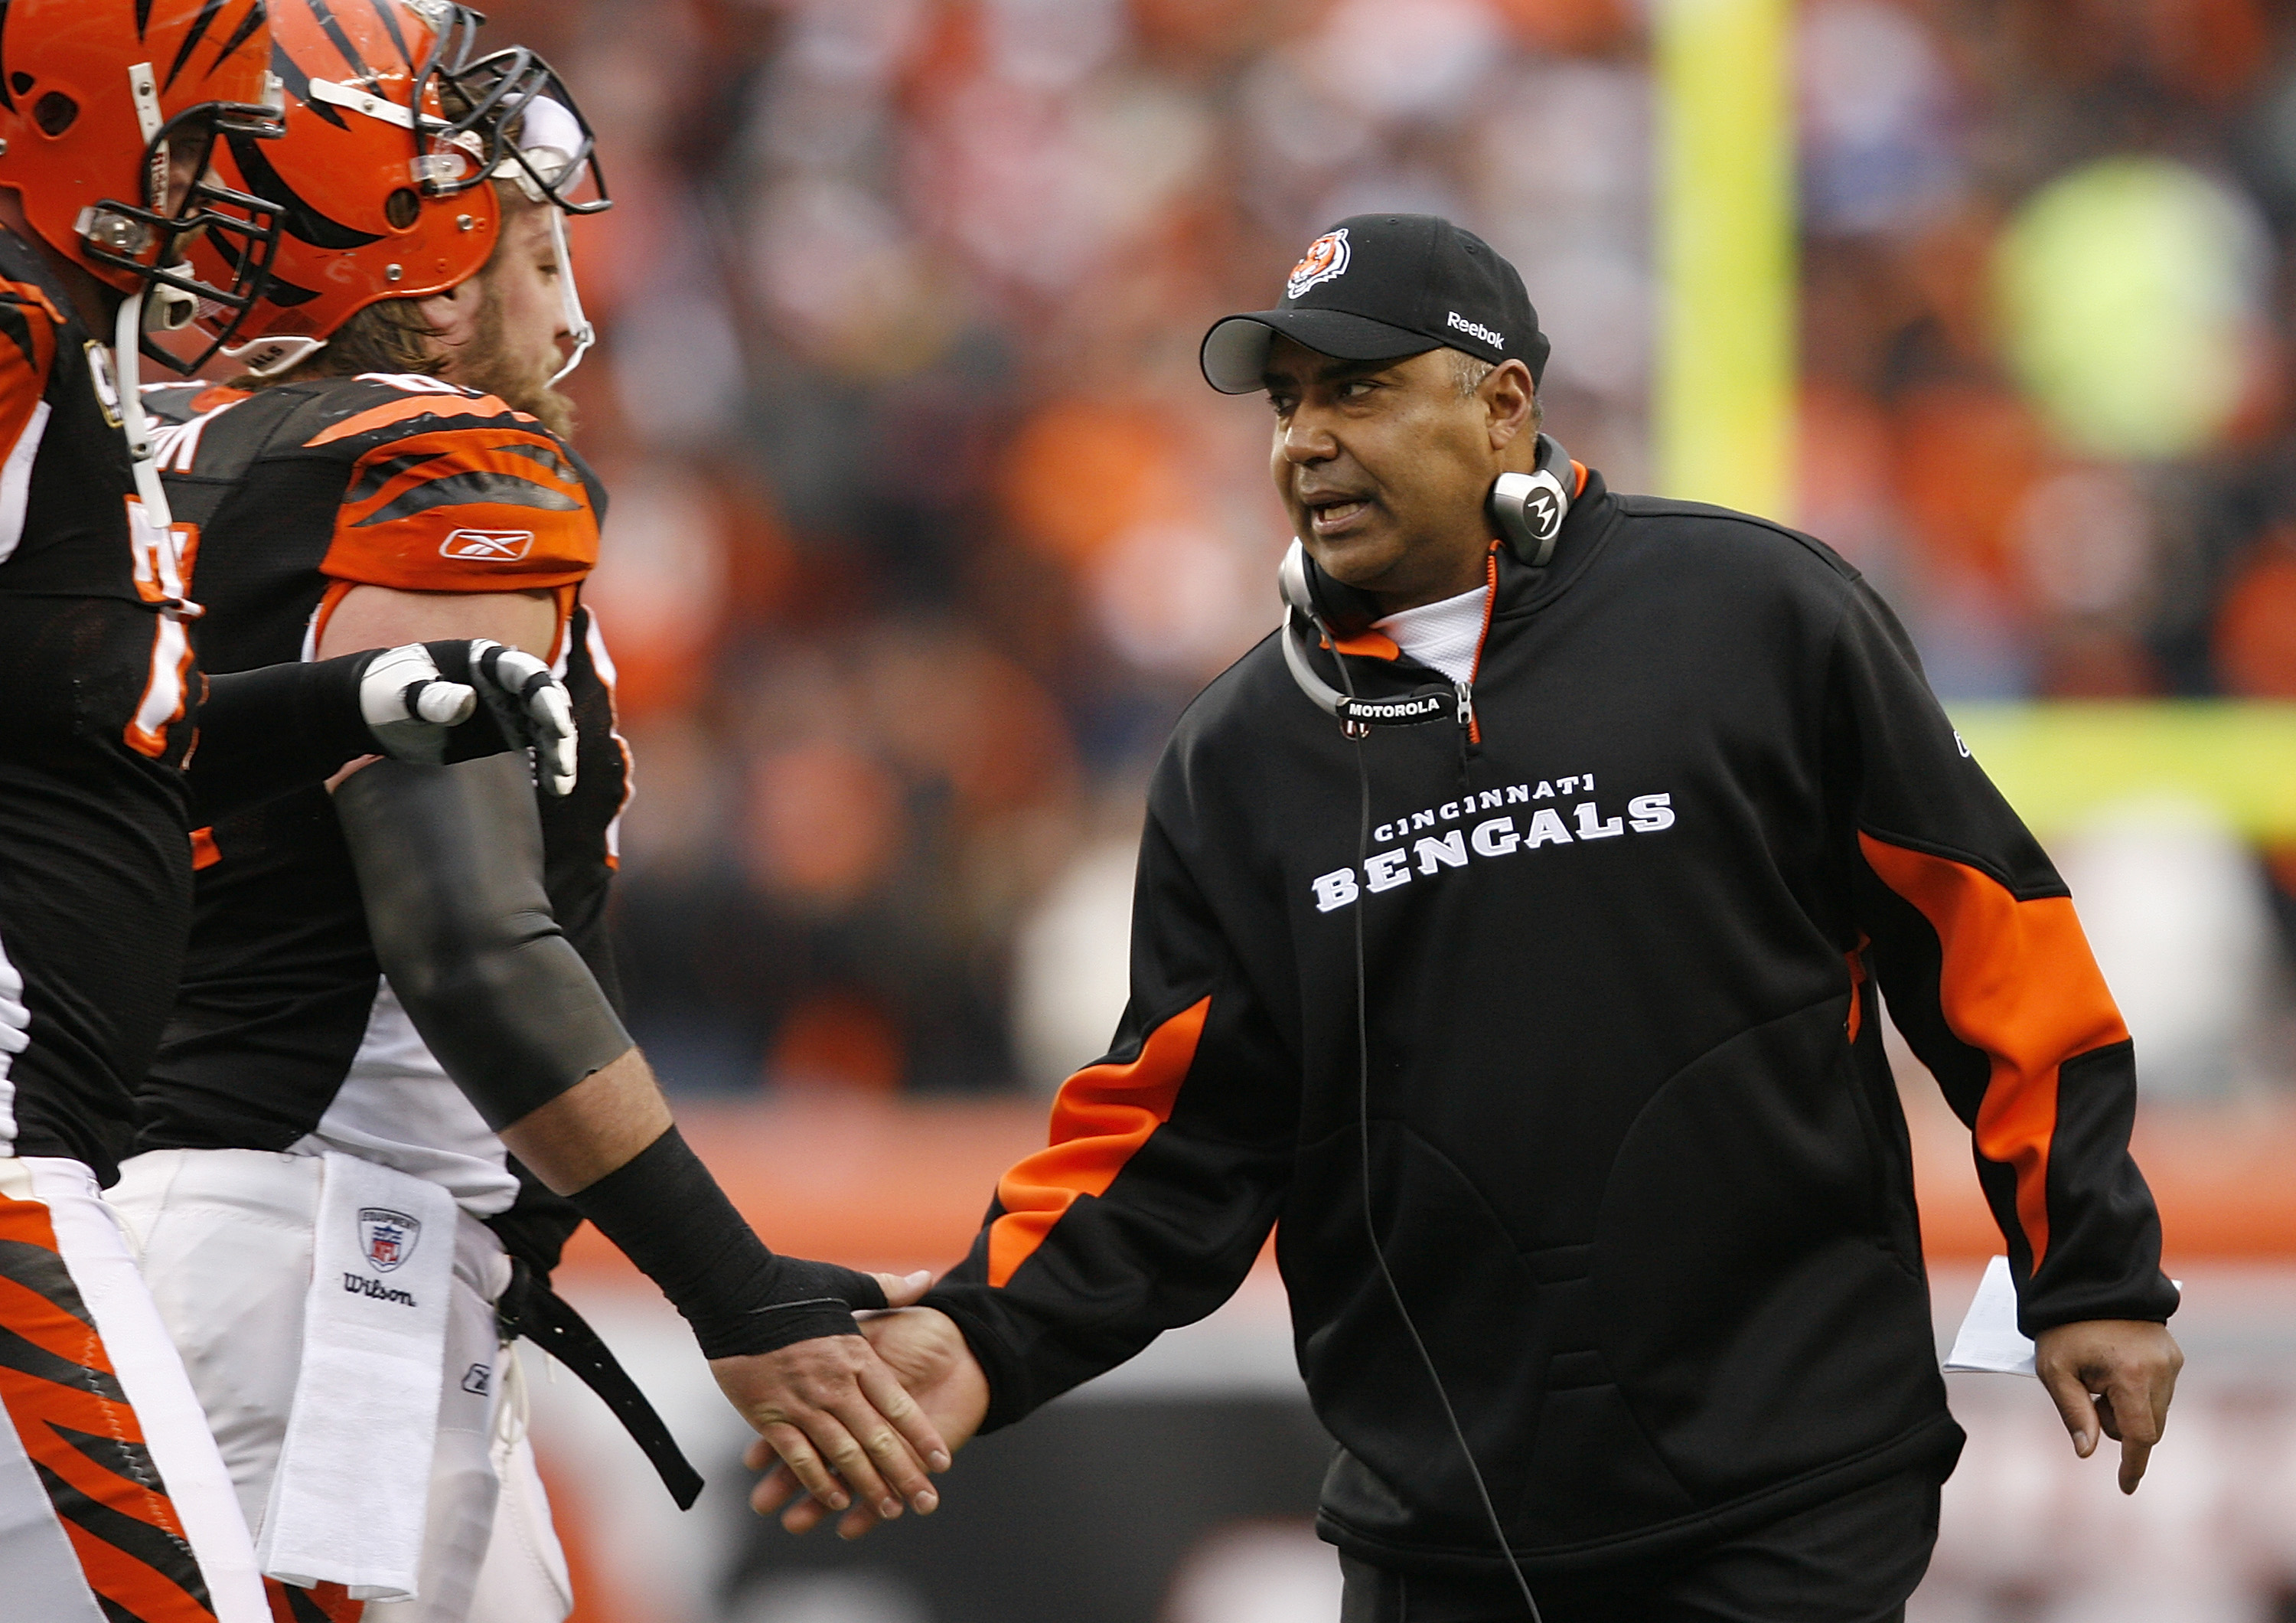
left=1279, top=433, right=1573, bottom=728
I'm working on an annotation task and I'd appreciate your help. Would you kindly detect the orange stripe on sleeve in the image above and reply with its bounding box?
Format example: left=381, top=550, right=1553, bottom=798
left=1857, top=834, right=2128, bottom=1268
left=987, top=996, right=1212, bottom=1288
left=0, top=289, right=56, bottom=455
left=320, top=429, right=597, bottom=595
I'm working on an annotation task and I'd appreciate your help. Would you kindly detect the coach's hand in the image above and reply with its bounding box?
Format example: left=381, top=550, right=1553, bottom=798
left=2033, top=1318, right=2183, bottom=1494
left=711, top=1272, right=954, bottom=1525
left=748, top=1305, right=988, bottom=1540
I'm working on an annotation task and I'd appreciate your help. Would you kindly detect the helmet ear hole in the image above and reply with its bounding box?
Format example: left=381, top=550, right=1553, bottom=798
left=31, top=91, right=77, bottom=136
left=9, top=73, right=33, bottom=97
left=384, top=188, right=421, bottom=230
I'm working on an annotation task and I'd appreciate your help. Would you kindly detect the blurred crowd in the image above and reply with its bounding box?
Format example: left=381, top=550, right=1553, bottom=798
left=457, top=0, right=2296, bottom=1097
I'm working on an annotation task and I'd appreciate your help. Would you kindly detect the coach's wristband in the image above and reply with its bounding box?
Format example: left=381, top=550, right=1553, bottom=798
left=569, top=1126, right=889, bottom=1359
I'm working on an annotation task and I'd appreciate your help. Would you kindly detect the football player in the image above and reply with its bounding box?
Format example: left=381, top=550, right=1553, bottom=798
left=0, top=6, right=573, bottom=1621
left=106, top=9, right=947, bottom=1620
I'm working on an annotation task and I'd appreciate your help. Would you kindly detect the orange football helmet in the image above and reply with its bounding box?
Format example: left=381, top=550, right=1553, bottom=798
left=197, top=1, right=611, bottom=382
left=0, top=0, right=285, bottom=367
left=189, top=0, right=500, bottom=375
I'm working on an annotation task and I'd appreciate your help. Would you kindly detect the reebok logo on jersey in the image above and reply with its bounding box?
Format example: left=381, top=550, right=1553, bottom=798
left=1446, top=311, right=1502, bottom=349
left=358, top=1206, right=422, bottom=1272
left=440, top=527, right=536, bottom=562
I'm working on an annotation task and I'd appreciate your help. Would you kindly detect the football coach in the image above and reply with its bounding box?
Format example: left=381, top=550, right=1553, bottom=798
left=752, top=215, right=2184, bottom=1623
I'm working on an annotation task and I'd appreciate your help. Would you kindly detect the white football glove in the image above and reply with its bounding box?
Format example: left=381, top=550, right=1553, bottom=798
left=357, top=641, right=579, bottom=796
left=0, top=941, right=28, bottom=1067
left=466, top=639, right=579, bottom=798
left=360, top=643, right=478, bottom=762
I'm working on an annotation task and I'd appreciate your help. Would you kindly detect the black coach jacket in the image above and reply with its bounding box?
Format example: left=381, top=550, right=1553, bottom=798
left=926, top=467, right=2177, bottom=1576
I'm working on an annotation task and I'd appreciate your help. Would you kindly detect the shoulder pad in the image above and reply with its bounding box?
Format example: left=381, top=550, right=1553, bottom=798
left=282, top=373, right=546, bottom=457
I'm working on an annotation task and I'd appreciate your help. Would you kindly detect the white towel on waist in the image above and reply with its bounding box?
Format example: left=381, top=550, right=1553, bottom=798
left=257, top=1151, right=456, bottom=1602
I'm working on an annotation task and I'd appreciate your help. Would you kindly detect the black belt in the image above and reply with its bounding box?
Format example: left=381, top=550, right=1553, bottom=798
left=494, top=1258, right=705, bottom=1510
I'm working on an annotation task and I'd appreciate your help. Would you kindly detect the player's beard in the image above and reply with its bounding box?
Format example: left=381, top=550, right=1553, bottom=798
left=457, top=273, right=577, bottom=442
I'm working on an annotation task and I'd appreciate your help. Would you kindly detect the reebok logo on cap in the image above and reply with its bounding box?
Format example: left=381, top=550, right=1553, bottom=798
left=1446, top=312, right=1502, bottom=349
left=1287, top=229, right=1351, bottom=299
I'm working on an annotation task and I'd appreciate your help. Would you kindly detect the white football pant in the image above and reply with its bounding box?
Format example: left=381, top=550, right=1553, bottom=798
left=109, top=1148, right=570, bottom=1623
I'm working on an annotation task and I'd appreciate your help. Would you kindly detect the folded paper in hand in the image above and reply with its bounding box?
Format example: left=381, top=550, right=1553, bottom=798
left=1945, top=1255, right=2182, bottom=1378
left=1945, top=1255, right=2034, bottom=1376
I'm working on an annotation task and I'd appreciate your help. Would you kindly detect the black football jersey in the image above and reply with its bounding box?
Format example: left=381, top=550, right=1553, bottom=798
left=0, top=227, right=139, bottom=603
left=134, top=372, right=630, bottom=1213
left=0, top=230, right=205, bottom=1178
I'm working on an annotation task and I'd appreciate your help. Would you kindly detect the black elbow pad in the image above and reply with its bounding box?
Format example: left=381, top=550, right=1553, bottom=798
left=334, top=753, right=632, bottom=1128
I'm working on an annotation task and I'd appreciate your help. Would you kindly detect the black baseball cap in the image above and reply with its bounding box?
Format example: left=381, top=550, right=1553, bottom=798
left=1200, top=214, right=1549, bottom=394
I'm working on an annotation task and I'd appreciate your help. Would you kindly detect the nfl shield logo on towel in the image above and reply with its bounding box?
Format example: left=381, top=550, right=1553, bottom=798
left=358, top=1207, right=422, bottom=1273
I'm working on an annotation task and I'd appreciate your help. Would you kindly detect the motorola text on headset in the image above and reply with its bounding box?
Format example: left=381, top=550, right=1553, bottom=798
left=1287, top=448, right=1567, bottom=1623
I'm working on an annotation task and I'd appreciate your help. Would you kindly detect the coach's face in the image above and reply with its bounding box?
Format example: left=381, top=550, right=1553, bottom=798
left=1264, top=335, right=1538, bottom=615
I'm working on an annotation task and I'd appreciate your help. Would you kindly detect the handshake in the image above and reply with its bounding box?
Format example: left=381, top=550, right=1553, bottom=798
left=710, top=1285, right=985, bottom=1538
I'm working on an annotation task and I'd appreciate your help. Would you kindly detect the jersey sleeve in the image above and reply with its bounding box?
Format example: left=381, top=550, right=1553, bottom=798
left=924, top=779, right=1300, bottom=1432
left=0, top=282, right=60, bottom=565
left=1831, top=580, right=2177, bottom=1336
left=317, top=418, right=598, bottom=594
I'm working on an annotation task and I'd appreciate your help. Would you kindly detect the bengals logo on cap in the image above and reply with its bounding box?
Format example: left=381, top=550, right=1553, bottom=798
left=1287, top=229, right=1351, bottom=300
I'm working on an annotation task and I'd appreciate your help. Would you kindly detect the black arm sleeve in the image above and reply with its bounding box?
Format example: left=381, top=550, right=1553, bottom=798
left=332, top=752, right=633, bottom=1129
left=190, top=641, right=536, bottom=824
left=338, top=756, right=884, bottom=1359
left=188, top=652, right=379, bottom=822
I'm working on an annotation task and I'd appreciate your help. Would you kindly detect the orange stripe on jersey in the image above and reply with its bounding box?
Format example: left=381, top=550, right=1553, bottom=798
left=188, top=828, right=220, bottom=870
left=321, top=428, right=597, bottom=594
left=302, top=390, right=533, bottom=448
left=1844, top=932, right=1869, bottom=1043
left=1326, top=630, right=1402, bottom=661
left=0, top=280, right=59, bottom=461
left=1857, top=834, right=2129, bottom=1269
left=0, top=278, right=66, bottom=325
left=0, top=1193, right=217, bottom=1622
left=987, top=997, right=1212, bottom=1288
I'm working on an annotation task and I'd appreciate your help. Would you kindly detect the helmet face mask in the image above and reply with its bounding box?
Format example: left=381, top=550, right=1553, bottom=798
left=78, top=99, right=289, bottom=368
left=425, top=48, right=612, bottom=217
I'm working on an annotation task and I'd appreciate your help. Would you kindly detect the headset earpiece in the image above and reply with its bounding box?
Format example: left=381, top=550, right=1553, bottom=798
left=1281, top=542, right=1381, bottom=635
left=1279, top=540, right=1350, bottom=722
left=1489, top=433, right=1574, bottom=568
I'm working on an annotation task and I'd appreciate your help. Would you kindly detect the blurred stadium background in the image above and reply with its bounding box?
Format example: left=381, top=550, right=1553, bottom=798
left=435, top=0, right=2296, bottom=1617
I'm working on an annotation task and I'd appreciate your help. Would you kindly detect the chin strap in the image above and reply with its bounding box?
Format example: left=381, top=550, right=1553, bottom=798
left=113, top=292, right=204, bottom=625
left=113, top=292, right=172, bottom=527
